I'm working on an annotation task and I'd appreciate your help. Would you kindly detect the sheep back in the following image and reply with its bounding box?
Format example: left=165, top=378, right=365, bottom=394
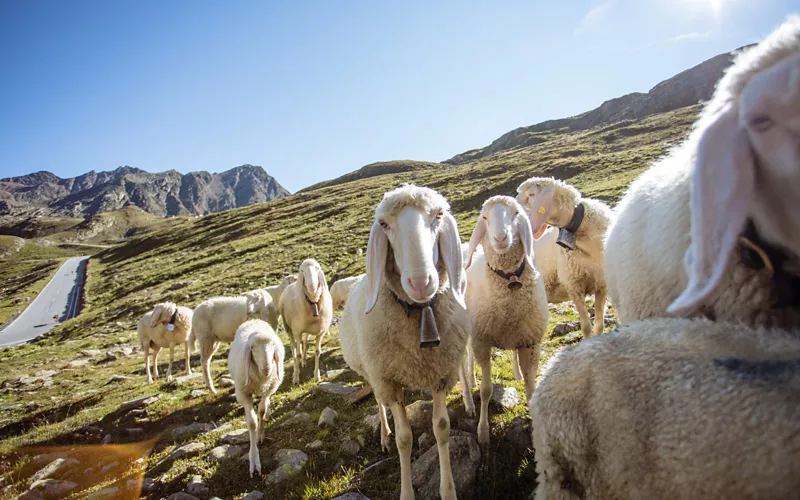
left=191, top=296, right=249, bottom=346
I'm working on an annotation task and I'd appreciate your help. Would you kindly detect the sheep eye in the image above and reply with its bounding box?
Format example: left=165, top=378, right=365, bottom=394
left=481, top=215, right=488, bottom=220
left=379, top=220, right=388, bottom=229
left=751, top=116, right=774, bottom=132
left=435, top=211, right=443, bottom=220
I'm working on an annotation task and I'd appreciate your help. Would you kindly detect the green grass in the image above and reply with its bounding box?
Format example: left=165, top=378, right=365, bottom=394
left=0, top=104, right=697, bottom=499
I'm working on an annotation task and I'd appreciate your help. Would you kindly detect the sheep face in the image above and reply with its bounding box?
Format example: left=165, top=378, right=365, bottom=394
left=149, top=302, right=176, bottom=328
left=242, top=291, right=270, bottom=320
left=297, top=259, right=326, bottom=303
left=280, top=274, right=297, bottom=289
left=244, top=335, right=284, bottom=386
left=465, top=196, right=534, bottom=269
left=669, top=50, right=800, bottom=314
left=365, top=185, right=466, bottom=313
left=516, top=179, right=560, bottom=240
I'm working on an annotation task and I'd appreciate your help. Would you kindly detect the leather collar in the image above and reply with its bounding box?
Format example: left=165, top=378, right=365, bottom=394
left=489, top=259, right=526, bottom=290
left=739, top=219, right=800, bottom=308
left=390, top=289, right=438, bottom=317
left=167, top=309, right=178, bottom=326
left=563, top=202, right=585, bottom=233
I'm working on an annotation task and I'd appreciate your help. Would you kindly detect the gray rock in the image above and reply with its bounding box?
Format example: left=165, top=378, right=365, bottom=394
left=552, top=321, right=581, bottom=337
left=405, top=400, right=433, bottom=430
left=30, top=453, right=70, bottom=468
left=412, top=435, right=481, bottom=500
left=99, top=461, right=119, bottom=474
left=208, top=444, right=246, bottom=462
left=339, top=439, right=360, bottom=455
left=101, top=434, right=112, bottom=445
left=174, top=372, right=202, bottom=384
left=264, top=449, right=308, bottom=484
left=31, top=458, right=80, bottom=482
left=34, top=370, right=57, bottom=378
left=220, top=428, right=250, bottom=445
left=325, top=368, right=347, bottom=378
left=362, top=413, right=380, bottom=433
left=69, top=360, right=89, bottom=368
left=317, top=382, right=358, bottom=397
left=119, top=394, right=161, bottom=412
left=167, top=493, right=200, bottom=500
left=86, top=487, right=119, bottom=499
left=109, top=375, right=129, bottom=382
left=318, top=407, right=338, bottom=427
left=125, top=428, right=145, bottom=438
left=127, top=477, right=156, bottom=493
left=172, top=422, right=214, bottom=440
left=218, top=377, right=235, bottom=387
left=81, top=350, right=102, bottom=357
left=190, top=389, right=208, bottom=398
left=506, top=417, right=532, bottom=454
left=418, top=432, right=435, bottom=452
left=455, top=418, right=477, bottom=434
left=331, top=494, right=371, bottom=500
left=242, top=492, right=265, bottom=500
left=105, top=351, right=118, bottom=361
left=491, top=385, right=520, bottom=409
left=185, top=475, right=209, bottom=498
left=161, top=442, right=206, bottom=464
left=25, top=479, right=79, bottom=499
left=278, top=412, right=311, bottom=428
left=305, top=439, right=323, bottom=451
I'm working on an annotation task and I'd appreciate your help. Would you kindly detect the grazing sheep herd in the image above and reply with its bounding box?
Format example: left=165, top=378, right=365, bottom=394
left=130, top=17, right=799, bottom=499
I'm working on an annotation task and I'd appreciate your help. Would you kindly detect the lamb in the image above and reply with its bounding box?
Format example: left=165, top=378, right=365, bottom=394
left=330, top=274, right=364, bottom=309
left=265, top=274, right=297, bottom=309
left=530, top=317, right=800, bottom=499
left=227, top=319, right=284, bottom=477
left=190, top=290, right=278, bottom=393
left=278, top=259, right=333, bottom=385
left=137, top=302, right=193, bottom=383
left=339, top=184, right=469, bottom=500
left=516, top=177, right=612, bottom=338
left=603, top=16, right=800, bottom=327
left=462, top=196, right=549, bottom=446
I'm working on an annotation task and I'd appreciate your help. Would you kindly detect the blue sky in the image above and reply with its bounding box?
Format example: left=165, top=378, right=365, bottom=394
left=0, top=1, right=796, bottom=192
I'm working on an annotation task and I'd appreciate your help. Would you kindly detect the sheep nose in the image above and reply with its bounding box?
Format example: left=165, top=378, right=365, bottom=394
left=408, top=275, right=432, bottom=294
left=493, top=233, right=508, bottom=243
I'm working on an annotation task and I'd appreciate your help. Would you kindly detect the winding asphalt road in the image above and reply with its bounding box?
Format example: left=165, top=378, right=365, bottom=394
left=0, top=255, right=90, bottom=347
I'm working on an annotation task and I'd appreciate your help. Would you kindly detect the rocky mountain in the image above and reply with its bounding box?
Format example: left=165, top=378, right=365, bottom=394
left=0, top=164, right=290, bottom=218
left=445, top=45, right=752, bottom=164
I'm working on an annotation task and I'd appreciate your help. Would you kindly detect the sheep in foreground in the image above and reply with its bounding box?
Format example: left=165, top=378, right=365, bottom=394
left=531, top=317, right=800, bottom=499
left=265, top=274, right=297, bottom=309
left=462, top=196, right=549, bottom=446
left=517, top=177, right=612, bottom=338
left=279, top=259, right=333, bottom=385
left=227, top=319, right=284, bottom=477
left=137, top=302, right=193, bottom=383
left=604, top=16, right=800, bottom=326
left=330, top=274, right=364, bottom=309
left=340, top=184, right=469, bottom=500
left=190, top=290, right=278, bottom=393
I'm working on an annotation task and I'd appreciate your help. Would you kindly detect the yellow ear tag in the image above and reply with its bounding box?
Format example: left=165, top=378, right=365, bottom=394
left=537, top=207, right=546, bottom=214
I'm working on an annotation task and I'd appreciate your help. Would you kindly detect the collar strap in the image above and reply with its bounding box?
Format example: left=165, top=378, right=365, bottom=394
left=489, top=259, right=526, bottom=290
left=739, top=220, right=800, bottom=308
left=304, top=291, right=320, bottom=317
left=168, top=309, right=178, bottom=325
left=304, top=292, right=318, bottom=306
left=563, top=202, right=585, bottom=233
left=390, top=290, right=437, bottom=317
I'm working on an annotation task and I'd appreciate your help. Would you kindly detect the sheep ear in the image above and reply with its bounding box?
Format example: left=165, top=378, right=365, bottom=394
left=528, top=186, right=554, bottom=240
left=668, top=103, right=754, bottom=315
left=318, top=268, right=328, bottom=292
left=149, top=307, right=160, bottom=328
left=517, top=211, right=535, bottom=269
left=243, top=345, right=252, bottom=386
left=438, top=212, right=466, bottom=309
left=465, top=217, right=486, bottom=269
left=297, top=268, right=305, bottom=296
left=274, top=345, right=285, bottom=385
left=245, top=299, right=256, bottom=318
left=365, top=220, right=389, bottom=314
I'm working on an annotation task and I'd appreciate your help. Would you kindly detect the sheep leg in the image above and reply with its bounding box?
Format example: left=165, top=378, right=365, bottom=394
left=593, top=290, right=607, bottom=336
left=459, top=355, right=476, bottom=417
left=475, top=341, right=492, bottom=447
left=166, top=343, right=175, bottom=382
left=571, top=293, right=592, bottom=339
left=201, top=341, right=220, bottom=394
left=389, top=399, right=415, bottom=500
left=152, top=347, right=162, bottom=380
left=301, top=333, right=309, bottom=368
left=377, top=398, right=392, bottom=452
left=236, top=388, right=261, bottom=477
left=258, top=396, right=269, bottom=444
left=517, top=345, right=541, bottom=408
left=432, top=390, right=456, bottom=500
left=183, top=341, right=192, bottom=376
left=291, top=332, right=301, bottom=385
left=511, top=349, right=523, bottom=381
left=143, top=342, right=153, bottom=384
left=467, top=343, right=477, bottom=388
left=313, top=333, right=323, bottom=382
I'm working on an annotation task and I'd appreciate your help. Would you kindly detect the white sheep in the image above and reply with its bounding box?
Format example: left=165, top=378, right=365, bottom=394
left=137, top=302, right=193, bottom=383
left=190, top=290, right=278, bottom=393
left=330, top=274, right=364, bottom=309
left=517, top=177, right=612, bottom=339
left=531, top=317, right=800, bottom=499
left=227, top=319, right=284, bottom=477
left=265, top=275, right=297, bottom=309
left=462, top=196, right=549, bottom=446
left=278, top=259, right=333, bottom=385
left=604, top=16, right=800, bottom=327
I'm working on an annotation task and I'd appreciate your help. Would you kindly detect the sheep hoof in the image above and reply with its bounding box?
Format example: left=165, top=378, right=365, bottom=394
left=478, top=425, right=490, bottom=447
left=166, top=375, right=173, bottom=382
left=465, top=405, right=476, bottom=418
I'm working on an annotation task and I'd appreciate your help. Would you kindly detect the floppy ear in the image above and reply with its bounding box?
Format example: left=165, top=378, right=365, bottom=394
left=438, top=211, right=466, bottom=308
left=516, top=210, right=535, bottom=269
left=318, top=267, right=328, bottom=292
left=243, top=343, right=252, bottom=386
left=297, top=268, right=306, bottom=297
left=149, top=306, right=161, bottom=328
left=528, top=186, right=554, bottom=239
left=465, top=216, right=486, bottom=269
left=668, top=103, right=754, bottom=314
left=274, top=344, right=285, bottom=385
left=365, top=220, right=389, bottom=314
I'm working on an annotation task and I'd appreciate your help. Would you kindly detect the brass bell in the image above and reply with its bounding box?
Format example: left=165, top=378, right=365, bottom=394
left=311, top=303, right=319, bottom=317
left=419, top=305, right=440, bottom=348
left=508, top=276, right=523, bottom=290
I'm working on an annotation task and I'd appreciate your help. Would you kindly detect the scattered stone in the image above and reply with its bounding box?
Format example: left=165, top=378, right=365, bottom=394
left=81, top=350, right=102, bottom=357
left=317, top=382, right=358, bottom=397
left=101, top=434, right=112, bottom=445
left=35, top=370, right=57, bottom=378
left=418, top=432, right=434, bottom=452
left=174, top=372, right=202, bottom=384
left=140, top=477, right=156, bottom=493
left=242, top=492, right=265, bottom=500
left=339, top=439, right=360, bottom=455
left=564, top=330, right=582, bottom=341
left=86, top=487, right=119, bottom=499
left=26, top=402, right=40, bottom=411
left=125, top=428, right=145, bottom=438
left=278, top=412, right=311, bottom=428
left=412, top=435, right=481, bottom=500
left=490, top=385, right=520, bottom=409
left=356, top=434, right=365, bottom=447
left=161, top=442, right=206, bottom=464
left=506, top=417, right=532, bottom=454
left=218, top=377, right=235, bottom=387
left=552, top=321, right=581, bottom=337
left=185, top=475, right=209, bottom=498
left=109, top=375, right=129, bottom=383
left=119, top=394, right=161, bottom=412
left=331, top=493, right=371, bottom=500
left=220, top=429, right=249, bottom=445
left=208, top=444, right=246, bottom=463
left=171, top=422, right=214, bottom=440
left=167, top=493, right=200, bottom=500
left=305, top=439, right=323, bottom=451
left=31, top=457, right=80, bottom=482
left=104, top=351, right=118, bottom=362
left=325, top=368, right=347, bottom=378
left=318, top=407, right=338, bottom=427
left=166, top=281, right=195, bottom=291
left=24, top=479, right=78, bottom=499
left=455, top=418, right=478, bottom=434
left=190, top=389, right=207, bottom=398
left=0, top=404, right=23, bottom=412
left=264, top=449, right=308, bottom=484
left=69, top=360, right=89, bottom=368
left=362, top=413, right=380, bottom=433
left=405, top=400, right=433, bottom=430
left=129, top=408, right=147, bottom=418
left=99, top=461, right=119, bottom=474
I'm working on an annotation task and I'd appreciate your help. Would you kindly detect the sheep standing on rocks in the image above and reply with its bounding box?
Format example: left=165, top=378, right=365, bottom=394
left=330, top=274, right=364, bottom=309
left=340, top=184, right=469, bottom=500
left=227, top=319, right=284, bottom=477
left=265, top=275, right=297, bottom=309
left=530, top=318, right=800, bottom=499
left=462, top=196, right=549, bottom=445
left=190, top=290, right=278, bottom=393
left=604, top=16, right=800, bottom=328
left=137, top=302, right=193, bottom=383
left=517, top=177, right=612, bottom=339
left=279, top=259, right=333, bottom=385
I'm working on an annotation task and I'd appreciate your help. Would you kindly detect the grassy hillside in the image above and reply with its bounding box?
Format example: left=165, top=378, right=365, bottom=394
left=0, top=105, right=699, bottom=500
